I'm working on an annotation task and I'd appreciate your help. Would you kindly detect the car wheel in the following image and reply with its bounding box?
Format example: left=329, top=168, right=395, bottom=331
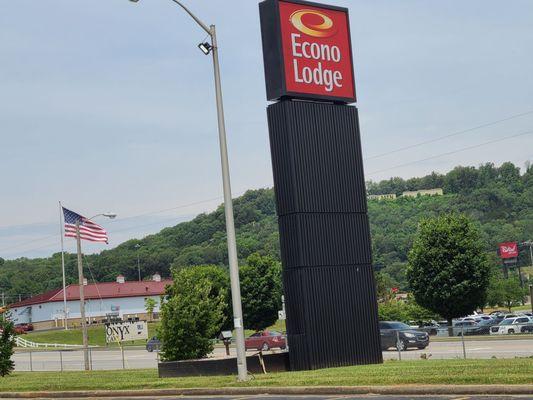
left=508, top=329, right=515, bottom=334
left=417, top=345, right=427, bottom=350
left=261, top=342, right=270, bottom=352
left=147, top=346, right=153, bottom=353
left=280, top=346, right=286, bottom=350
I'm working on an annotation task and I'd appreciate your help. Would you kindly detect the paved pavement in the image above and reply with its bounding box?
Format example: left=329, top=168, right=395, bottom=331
left=2, top=396, right=531, bottom=399
left=12, top=338, right=533, bottom=371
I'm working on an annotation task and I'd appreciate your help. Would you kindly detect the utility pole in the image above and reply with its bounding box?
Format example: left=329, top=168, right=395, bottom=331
left=1, top=292, right=5, bottom=321
left=530, top=285, right=533, bottom=315
left=76, top=221, right=90, bottom=371
left=135, top=244, right=141, bottom=282
left=526, top=241, right=533, bottom=267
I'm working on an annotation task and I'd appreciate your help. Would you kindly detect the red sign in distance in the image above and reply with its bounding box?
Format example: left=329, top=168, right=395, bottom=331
left=499, top=242, right=519, bottom=259
left=278, top=1, right=355, bottom=101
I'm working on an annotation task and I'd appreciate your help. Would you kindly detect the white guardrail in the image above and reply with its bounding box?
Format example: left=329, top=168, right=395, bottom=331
left=14, top=336, right=88, bottom=349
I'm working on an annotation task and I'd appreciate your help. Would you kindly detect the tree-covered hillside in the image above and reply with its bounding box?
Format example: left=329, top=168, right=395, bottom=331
left=1, top=162, right=531, bottom=302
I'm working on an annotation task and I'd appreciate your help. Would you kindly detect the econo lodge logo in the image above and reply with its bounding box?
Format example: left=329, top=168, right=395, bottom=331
left=278, top=1, right=355, bottom=99
left=289, top=9, right=337, bottom=38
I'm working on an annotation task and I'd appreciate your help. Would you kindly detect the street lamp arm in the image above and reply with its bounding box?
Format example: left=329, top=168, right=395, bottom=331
left=169, top=0, right=211, bottom=36
left=88, top=213, right=117, bottom=220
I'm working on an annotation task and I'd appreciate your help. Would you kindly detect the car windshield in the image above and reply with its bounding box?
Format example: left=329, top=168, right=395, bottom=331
left=268, top=331, right=282, bottom=336
left=500, top=318, right=515, bottom=325
left=387, top=322, right=411, bottom=330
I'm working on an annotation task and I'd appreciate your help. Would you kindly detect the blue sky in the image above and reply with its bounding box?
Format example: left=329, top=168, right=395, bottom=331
left=1, top=0, right=532, bottom=259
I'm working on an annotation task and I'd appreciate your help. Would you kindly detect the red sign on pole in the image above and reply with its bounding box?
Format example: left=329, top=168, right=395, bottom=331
left=260, top=0, right=356, bottom=103
left=499, top=242, right=519, bottom=259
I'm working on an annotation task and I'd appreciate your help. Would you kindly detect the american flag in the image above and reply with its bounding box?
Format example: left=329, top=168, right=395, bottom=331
left=62, top=207, right=109, bottom=244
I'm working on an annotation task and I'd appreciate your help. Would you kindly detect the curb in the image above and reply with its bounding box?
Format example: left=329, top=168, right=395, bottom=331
left=1, top=385, right=533, bottom=398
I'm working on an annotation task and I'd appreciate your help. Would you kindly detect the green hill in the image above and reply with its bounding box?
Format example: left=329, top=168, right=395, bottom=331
left=1, top=161, right=531, bottom=301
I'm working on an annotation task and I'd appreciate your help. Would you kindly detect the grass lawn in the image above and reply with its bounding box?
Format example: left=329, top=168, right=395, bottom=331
left=22, top=322, right=160, bottom=347
left=1, top=359, right=532, bottom=392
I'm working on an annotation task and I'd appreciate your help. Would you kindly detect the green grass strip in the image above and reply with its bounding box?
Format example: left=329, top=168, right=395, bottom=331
left=1, top=358, right=532, bottom=392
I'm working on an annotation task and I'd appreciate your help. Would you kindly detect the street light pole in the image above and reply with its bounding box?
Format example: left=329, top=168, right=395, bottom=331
left=135, top=244, right=141, bottom=282
left=128, top=0, right=248, bottom=381
left=210, top=24, right=248, bottom=382
left=75, top=213, right=116, bottom=371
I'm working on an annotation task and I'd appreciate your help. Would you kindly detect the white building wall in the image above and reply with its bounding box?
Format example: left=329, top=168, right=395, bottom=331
left=9, top=295, right=162, bottom=325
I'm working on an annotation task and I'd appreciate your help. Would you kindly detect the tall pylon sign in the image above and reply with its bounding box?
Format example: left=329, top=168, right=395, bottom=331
left=260, top=0, right=383, bottom=370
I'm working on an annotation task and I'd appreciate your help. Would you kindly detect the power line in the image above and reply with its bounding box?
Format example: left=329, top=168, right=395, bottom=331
left=2, top=110, right=533, bottom=257
left=364, top=109, right=533, bottom=161
left=0, top=195, right=232, bottom=258
left=0, top=234, right=57, bottom=253
left=367, top=129, right=533, bottom=176
left=105, top=195, right=224, bottom=225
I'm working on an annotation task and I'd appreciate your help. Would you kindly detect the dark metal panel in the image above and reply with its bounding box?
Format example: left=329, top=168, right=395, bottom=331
left=267, top=99, right=381, bottom=370
left=283, top=265, right=383, bottom=370
left=279, top=213, right=372, bottom=267
left=267, top=100, right=367, bottom=215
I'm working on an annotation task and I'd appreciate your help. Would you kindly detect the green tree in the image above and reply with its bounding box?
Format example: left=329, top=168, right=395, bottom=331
left=158, top=266, right=226, bottom=361
left=486, top=275, right=525, bottom=311
left=407, top=214, right=490, bottom=335
left=0, top=319, right=15, bottom=377
left=144, top=298, right=157, bottom=322
left=240, top=254, right=283, bottom=331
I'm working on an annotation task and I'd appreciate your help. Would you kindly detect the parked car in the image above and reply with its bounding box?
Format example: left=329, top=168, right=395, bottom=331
left=245, top=330, right=286, bottom=351
left=13, top=323, right=33, bottom=335
left=461, top=315, right=492, bottom=323
left=490, top=317, right=533, bottom=335
left=15, top=323, right=34, bottom=332
left=146, top=336, right=161, bottom=352
left=379, top=321, right=429, bottom=351
left=453, top=320, right=481, bottom=336
left=410, top=320, right=440, bottom=336
left=465, top=318, right=499, bottom=335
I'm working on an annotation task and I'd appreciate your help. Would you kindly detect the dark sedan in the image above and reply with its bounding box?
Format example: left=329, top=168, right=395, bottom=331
left=146, top=336, right=161, bottom=352
left=379, top=321, right=429, bottom=351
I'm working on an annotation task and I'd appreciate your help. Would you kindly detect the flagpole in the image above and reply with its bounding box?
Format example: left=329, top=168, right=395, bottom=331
left=76, top=221, right=90, bottom=371
left=59, top=202, right=68, bottom=331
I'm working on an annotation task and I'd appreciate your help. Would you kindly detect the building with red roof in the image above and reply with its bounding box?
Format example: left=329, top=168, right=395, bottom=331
left=9, top=273, right=171, bottom=330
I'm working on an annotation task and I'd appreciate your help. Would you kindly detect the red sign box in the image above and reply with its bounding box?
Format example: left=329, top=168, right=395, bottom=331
left=260, top=0, right=356, bottom=103
left=499, top=242, right=518, bottom=259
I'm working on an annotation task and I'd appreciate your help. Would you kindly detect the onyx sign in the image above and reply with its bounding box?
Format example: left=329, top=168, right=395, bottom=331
left=260, top=0, right=356, bottom=103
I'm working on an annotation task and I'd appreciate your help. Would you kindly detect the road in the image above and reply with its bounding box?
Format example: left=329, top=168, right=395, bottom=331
left=12, top=338, right=533, bottom=371
left=1, top=396, right=530, bottom=400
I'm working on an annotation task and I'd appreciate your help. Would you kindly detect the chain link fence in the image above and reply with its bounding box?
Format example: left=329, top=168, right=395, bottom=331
left=13, top=331, right=533, bottom=371
left=13, top=346, right=159, bottom=371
